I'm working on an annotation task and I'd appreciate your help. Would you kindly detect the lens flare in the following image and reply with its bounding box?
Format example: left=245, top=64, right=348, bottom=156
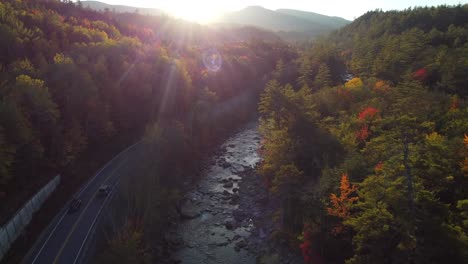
left=202, top=48, right=222, bottom=72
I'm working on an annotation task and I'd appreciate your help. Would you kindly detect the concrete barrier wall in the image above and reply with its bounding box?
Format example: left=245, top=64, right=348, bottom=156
left=0, top=175, right=60, bottom=261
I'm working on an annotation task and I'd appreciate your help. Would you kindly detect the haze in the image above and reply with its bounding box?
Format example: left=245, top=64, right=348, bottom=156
left=78, top=0, right=466, bottom=21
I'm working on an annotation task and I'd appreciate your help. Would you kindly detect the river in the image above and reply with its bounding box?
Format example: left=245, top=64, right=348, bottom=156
left=165, top=122, right=303, bottom=264
left=170, top=122, right=262, bottom=263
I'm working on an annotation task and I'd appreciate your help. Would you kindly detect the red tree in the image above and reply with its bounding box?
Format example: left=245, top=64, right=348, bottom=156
left=412, top=68, right=427, bottom=81
left=299, top=224, right=324, bottom=264
left=355, top=125, right=370, bottom=142
left=374, top=161, right=384, bottom=174
left=358, top=107, right=380, bottom=121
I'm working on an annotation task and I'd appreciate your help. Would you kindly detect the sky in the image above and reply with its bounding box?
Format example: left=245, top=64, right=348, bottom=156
left=80, top=0, right=466, bottom=22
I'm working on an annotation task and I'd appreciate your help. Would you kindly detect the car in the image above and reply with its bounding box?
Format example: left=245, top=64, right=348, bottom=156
left=98, top=184, right=112, bottom=197
left=68, top=198, right=82, bottom=214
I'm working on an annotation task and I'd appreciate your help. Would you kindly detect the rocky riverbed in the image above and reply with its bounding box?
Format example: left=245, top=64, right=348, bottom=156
left=163, top=123, right=303, bottom=264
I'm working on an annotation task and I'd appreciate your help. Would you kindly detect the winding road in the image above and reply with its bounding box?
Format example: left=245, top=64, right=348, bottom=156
left=22, top=142, right=141, bottom=264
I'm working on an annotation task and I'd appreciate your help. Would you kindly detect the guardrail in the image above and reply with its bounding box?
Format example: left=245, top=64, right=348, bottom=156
left=0, top=175, right=61, bottom=261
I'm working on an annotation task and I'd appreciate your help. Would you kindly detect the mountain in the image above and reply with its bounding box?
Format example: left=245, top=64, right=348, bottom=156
left=213, top=6, right=350, bottom=40
left=80, top=0, right=164, bottom=16
left=215, top=6, right=325, bottom=32
left=276, top=9, right=349, bottom=28
left=81, top=2, right=350, bottom=42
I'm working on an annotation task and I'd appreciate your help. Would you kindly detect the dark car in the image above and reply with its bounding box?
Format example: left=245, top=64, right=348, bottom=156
left=68, top=198, right=82, bottom=214
left=98, top=184, right=112, bottom=197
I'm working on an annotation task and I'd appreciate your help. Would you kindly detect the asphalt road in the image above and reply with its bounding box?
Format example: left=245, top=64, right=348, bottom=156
left=23, top=142, right=141, bottom=264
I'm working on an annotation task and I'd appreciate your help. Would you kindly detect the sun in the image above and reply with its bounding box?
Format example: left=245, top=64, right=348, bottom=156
left=164, top=2, right=220, bottom=23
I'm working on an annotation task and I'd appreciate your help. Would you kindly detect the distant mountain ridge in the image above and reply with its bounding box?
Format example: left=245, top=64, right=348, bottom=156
left=275, top=9, right=350, bottom=28
left=81, top=1, right=165, bottom=16
left=213, top=6, right=350, bottom=41
left=81, top=2, right=350, bottom=42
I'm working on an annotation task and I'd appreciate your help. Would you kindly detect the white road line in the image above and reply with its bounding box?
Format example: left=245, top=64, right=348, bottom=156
left=75, top=142, right=140, bottom=197
left=30, top=212, right=67, bottom=264
left=72, top=176, right=124, bottom=264
left=28, top=142, right=140, bottom=264
left=53, top=159, right=129, bottom=264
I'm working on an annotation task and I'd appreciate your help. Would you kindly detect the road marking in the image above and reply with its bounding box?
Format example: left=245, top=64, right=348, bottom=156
left=52, top=157, right=129, bottom=264
left=28, top=142, right=140, bottom=264
left=72, top=177, right=123, bottom=264
left=75, top=142, right=140, bottom=197
left=30, top=212, right=67, bottom=264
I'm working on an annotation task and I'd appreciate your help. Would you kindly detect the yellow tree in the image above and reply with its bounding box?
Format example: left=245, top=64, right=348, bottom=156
left=344, top=77, right=364, bottom=91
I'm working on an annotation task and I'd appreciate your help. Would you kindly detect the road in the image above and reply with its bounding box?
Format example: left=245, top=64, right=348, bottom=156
left=23, top=142, right=141, bottom=264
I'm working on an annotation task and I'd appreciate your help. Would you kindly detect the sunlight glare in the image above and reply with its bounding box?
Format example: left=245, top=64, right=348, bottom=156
left=202, top=48, right=222, bottom=72
left=164, top=2, right=222, bottom=23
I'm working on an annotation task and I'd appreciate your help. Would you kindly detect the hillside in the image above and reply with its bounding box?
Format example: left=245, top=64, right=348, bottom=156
left=1, top=1, right=466, bottom=264
left=257, top=4, right=468, bottom=264
left=0, top=0, right=294, bottom=262
left=332, top=5, right=468, bottom=96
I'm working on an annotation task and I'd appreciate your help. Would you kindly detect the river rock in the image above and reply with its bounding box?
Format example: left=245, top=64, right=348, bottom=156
left=235, top=240, right=247, bottom=248
left=224, top=219, right=235, bottom=230
left=179, top=206, right=200, bottom=220
left=233, top=210, right=246, bottom=221
left=216, top=241, right=229, bottom=247
left=234, top=240, right=247, bottom=252
left=231, top=194, right=240, bottom=202
left=223, top=181, right=234, bottom=188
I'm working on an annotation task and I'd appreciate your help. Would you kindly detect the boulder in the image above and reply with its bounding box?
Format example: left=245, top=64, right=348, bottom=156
left=224, top=219, right=235, bottom=230
left=223, top=181, right=234, bottom=188
left=179, top=206, right=200, bottom=220
left=216, top=241, right=229, bottom=247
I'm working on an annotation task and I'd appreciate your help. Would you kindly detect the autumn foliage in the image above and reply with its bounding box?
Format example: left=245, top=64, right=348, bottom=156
left=463, top=134, right=468, bottom=177
left=327, top=173, right=358, bottom=235
left=344, top=77, right=364, bottom=91
left=355, top=125, right=370, bottom=142
left=358, top=107, right=380, bottom=121
left=450, top=95, right=460, bottom=112
left=299, top=224, right=324, bottom=264
left=299, top=227, right=314, bottom=264
left=337, top=87, right=353, bottom=100
left=373, top=80, right=390, bottom=93
left=374, top=161, right=384, bottom=174
left=412, top=68, right=428, bottom=81
left=257, top=5, right=468, bottom=263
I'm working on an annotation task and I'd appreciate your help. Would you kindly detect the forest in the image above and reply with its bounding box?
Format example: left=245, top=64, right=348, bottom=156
left=0, top=0, right=293, bottom=261
left=0, top=0, right=467, bottom=263
left=258, top=4, right=468, bottom=264
left=0, top=0, right=291, bottom=210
